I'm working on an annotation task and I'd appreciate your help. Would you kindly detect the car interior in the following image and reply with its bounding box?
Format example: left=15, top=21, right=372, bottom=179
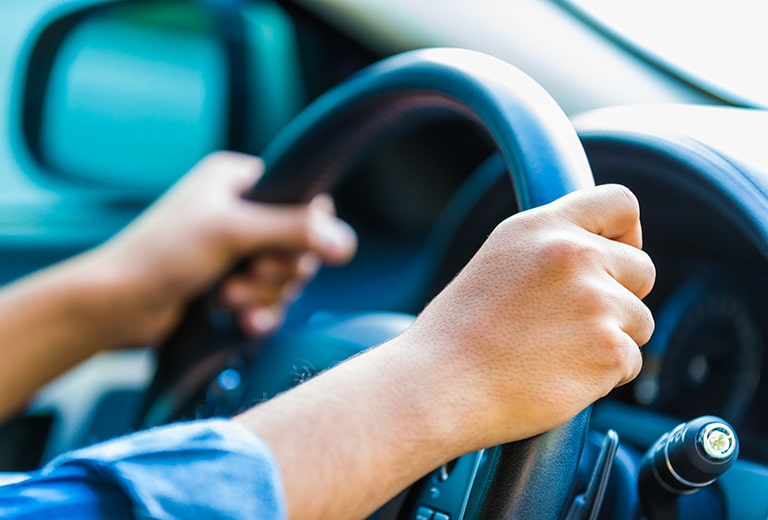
left=1, top=1, right=767, bottom=519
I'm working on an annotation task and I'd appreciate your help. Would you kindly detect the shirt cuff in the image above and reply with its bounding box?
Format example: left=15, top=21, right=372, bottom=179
left=42, top=419, right=287, bottom=520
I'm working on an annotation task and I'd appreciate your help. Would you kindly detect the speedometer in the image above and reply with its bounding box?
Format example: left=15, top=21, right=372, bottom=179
left=633, top=278, right=763, bottom=425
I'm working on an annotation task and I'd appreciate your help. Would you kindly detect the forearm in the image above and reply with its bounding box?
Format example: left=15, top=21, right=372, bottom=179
left=0, top=251, right=135, bottom=421
left=0, top=151, right=357, bottom=424
left=235, top=334, right=470, bottom=520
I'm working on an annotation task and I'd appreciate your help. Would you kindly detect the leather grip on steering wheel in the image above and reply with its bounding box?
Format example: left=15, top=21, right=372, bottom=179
left=142, top=48, right=595, bottom=520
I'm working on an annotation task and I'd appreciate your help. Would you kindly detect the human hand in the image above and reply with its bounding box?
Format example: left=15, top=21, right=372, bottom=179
left=236, top=184, right=654, bottom=520
left=397, top=183, right=655, bottom=450
left=93, top=151, right=357, bottom=348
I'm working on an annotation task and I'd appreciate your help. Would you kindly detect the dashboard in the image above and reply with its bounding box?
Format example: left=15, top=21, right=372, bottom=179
left=573, top=106, right=768, bottom=465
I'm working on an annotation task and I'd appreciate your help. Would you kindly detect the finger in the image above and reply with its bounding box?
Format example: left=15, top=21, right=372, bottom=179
left=246, top=252, right=318, bottom=284
left=617, top=291, right=655, bottom=349
left=230, top=198, right=357, bottom=265
left=239, top=305, right=285, bottom=337
left=190, top=154, right=356, bottom=263
left=596, top=277, right=655, bottom=349
left=590, top=280, right=652, bottom=387
left=597, top=322, right=646, bottom=389
left=190, top=151, right=265, bottom=194
left=602, top=239, right=656, bottom=299
left=553, top=184, right=643, bottom=248
left=615, top=332, right=644, bottom=387
left=221, top=276, right=300, bottom=309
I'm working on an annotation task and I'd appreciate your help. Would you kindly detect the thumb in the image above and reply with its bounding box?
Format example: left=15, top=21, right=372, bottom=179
left=231, top=196, right=358, bottom=265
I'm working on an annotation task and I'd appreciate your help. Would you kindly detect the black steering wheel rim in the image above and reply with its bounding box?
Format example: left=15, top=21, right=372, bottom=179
left=254, top=48, right=593, bottom=206
left=140, top=48, right=595, bottom=519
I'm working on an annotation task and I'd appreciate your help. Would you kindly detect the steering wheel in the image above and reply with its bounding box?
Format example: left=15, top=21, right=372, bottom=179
left=138, top=48, right=595, bottom=519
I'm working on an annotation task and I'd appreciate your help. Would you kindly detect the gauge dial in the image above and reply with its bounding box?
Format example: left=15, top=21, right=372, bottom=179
left=634, top=279, right=763, bottom=424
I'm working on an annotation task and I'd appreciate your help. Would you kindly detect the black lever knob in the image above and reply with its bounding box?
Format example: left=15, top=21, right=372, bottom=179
left=638, top=415, right=738, bottom=520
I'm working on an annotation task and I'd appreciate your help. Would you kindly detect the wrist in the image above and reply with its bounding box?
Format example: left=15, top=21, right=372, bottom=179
left=377, top=334, right=478, bottom=459
left=59, top=249, right=139, bottom=351
left=235, top=334, right=471, bottom=519
left=0, top=245, right=143, bottom=418
left=385, top=329, right=495, bottom=455
left=64, top=245, right=166, bottom=350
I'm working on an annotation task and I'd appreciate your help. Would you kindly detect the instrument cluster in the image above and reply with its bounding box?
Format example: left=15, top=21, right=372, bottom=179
left=618, top=265, right=768, bottom=463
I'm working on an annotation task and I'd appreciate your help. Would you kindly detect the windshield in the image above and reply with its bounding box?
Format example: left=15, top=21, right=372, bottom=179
left=562, top=0, right=768, bottom=108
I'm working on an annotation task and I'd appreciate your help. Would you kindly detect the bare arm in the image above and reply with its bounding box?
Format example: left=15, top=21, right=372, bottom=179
left=0, top=152, right=654, bottom=520
left=236, top=184, right=656, bottom=520
left=0, top=152, right=356, bottom=421
left=0, top=251, right=142, bottom=421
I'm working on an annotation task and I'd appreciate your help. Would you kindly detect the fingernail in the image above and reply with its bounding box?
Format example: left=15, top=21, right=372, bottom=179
left=312, top=212, right=356, bottom=252
left=297, top=253, right=320, bottom=278
left=250, top=308, right=278, bottom=335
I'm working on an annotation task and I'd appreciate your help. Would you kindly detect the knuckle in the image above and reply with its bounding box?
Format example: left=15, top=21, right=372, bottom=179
left=194, top=151, right=232, bottom=177
left=575, top=282, right=612, bottom=318
left=593, top=323, right=629, bottom=368
left=195, top=151, right=263, bottom=185
left=495, top=210, right=547, bottom=239
left=213, top=213, right=244, bottom=245
left=492, top=214, right=525, bottom=241
left=541, top=234, right=597, bottom=272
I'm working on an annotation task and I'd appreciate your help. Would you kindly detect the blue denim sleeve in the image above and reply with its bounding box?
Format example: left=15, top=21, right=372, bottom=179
left=0, top=419, right=287, bottom=520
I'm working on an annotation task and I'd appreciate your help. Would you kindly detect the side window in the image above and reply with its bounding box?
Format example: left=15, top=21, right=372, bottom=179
left=23, top=0, right=304, bottom=192
left=0, top=0, right=304, bottom=282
